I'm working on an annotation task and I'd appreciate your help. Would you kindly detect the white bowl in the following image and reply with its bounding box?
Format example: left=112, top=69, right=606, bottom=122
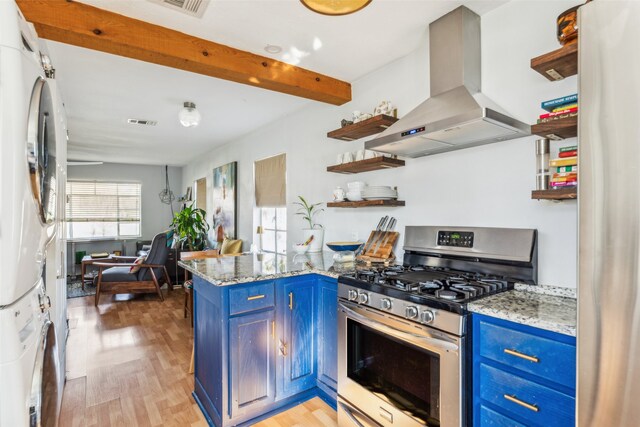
left=346, top=192, right=363, bottom=201
left=347, top=181, right=366, bottom=189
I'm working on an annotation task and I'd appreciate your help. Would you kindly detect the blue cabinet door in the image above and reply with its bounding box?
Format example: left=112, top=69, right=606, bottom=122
left=278, top=277, right=316, bottom=398
left=317, top=277, right=338, bottom=392
left=229, top=310, right=276, bottom=418
left=472, top=314, right=576, bottom=427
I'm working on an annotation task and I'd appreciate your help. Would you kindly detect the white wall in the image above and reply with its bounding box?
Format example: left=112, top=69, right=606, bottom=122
left=67, top=162, right=182, bottom=261
left=182, top=1, right=579, bottom=288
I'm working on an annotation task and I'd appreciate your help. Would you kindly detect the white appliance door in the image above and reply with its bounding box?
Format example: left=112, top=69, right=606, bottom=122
left=27, top=77, right=57, bottom=230
left=578, top=2, right=640, bottom=426
left=29, top=319, right=60, bottom=427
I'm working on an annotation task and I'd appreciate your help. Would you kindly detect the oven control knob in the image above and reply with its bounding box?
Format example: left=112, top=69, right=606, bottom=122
left=357, top=292, right=369, bottom=304
left=347, top=290, right=358, bottom=301
left=405, top=306, right=418, bottom=319
left=420, top=310, right=435, bottom=324
left=380, top=298, right=392, bottom=310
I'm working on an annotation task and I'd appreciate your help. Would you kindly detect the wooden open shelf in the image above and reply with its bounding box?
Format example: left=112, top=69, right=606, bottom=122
left=327, top=114, right=398, bottom=141
left=531, top=43, right=578, bottom=81
left=327, top=199, right=405, bottom=208
left=326, top=156, right=405, bottom=174
left=531, top=187, right=577, bottom=200
left=531, top=115, right=577, bottom=140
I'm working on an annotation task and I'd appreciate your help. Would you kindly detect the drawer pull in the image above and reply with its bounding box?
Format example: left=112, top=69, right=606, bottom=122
left=504, top=348, right=539, bottom=363
left=289, top=292, right=293, bottom=310
left=247, top=294, right=265, bottom=301
left=503, top=394, right=539, bottom=412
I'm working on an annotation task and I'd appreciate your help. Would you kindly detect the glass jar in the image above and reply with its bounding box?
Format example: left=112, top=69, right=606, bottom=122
left=557, top=5, right=580, bottom=45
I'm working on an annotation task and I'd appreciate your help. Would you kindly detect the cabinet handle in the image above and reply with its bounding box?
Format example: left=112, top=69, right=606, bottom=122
left=247, top=294, right=265, bottom=301
left=289, top=292, right=293, bottom=310
left=503, top=394, right=539, bottom=412
left=504, top=348, right=539, bottom=363
left=272, top=321, right=275, bottom=339
left=279, top=339, right=288, bottom=357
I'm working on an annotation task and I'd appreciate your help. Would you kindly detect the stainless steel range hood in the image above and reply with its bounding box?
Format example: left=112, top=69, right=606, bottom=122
left=366, top=6, right=530, bottom=158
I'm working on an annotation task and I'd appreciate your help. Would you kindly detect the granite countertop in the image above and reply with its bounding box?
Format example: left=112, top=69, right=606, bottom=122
left=468, top=284, right=577, bottom=337
left=178, top=252, right=356, bottom=286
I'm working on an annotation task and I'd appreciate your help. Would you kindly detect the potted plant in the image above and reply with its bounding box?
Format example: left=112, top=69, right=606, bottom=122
left=294, top=196, right=324, bottom=253
left=171, top=204, right=210, bottom=251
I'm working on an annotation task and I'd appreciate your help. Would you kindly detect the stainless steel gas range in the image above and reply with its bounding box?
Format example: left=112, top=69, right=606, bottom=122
left=337, top=226, right=538, bottom=427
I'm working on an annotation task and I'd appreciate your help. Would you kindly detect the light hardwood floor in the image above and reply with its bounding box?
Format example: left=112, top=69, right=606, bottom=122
left=59, top=288, right=337, bottom=427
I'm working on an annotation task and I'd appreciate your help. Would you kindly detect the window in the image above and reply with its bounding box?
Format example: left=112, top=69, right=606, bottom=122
left=66, top=181, right=141, bottom=240
left=255, top=154, right=287, bottom=255
left=259, top=207, right=287, bottom=255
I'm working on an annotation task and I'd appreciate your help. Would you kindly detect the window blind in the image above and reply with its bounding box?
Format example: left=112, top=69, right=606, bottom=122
left=66, top=181, right=141, bottom=239
left=255, top=153, right=286, bottom=207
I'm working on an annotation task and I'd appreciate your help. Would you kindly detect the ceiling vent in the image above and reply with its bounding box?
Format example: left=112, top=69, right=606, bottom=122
left=147, top=0, right=210, bottom=18
left=128, top=119, right=158, bottom=126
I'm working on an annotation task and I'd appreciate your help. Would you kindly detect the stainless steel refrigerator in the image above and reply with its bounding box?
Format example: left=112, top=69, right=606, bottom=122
left=578, top=1, right=640, bottom=426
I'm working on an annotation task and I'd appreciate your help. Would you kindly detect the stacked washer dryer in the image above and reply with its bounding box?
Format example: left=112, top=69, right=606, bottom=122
left=0, top=2, right=63, bottom=426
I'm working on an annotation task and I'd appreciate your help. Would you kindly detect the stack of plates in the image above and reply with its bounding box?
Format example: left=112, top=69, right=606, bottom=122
left=362, top=186, right=398, bottom=200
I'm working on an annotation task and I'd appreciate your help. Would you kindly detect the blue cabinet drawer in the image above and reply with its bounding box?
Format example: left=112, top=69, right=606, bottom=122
left=479, top=405, right=525, bottom=427
left=479, top=363, right=575, bottom=427
left=229, top=282, right=275, bottom=316
left=477, top=318, right=576, bottom=389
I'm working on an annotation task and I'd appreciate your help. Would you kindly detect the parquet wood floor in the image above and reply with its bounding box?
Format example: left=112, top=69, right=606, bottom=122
left=59, top=289, right=337, bottom=427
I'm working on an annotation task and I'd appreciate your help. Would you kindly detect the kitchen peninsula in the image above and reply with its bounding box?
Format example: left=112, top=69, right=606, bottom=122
left=179, top=252, right=351, bottom=427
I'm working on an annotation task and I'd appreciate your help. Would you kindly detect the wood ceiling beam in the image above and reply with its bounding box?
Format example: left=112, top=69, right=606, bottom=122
left=17, top=0, right=352, bottom=105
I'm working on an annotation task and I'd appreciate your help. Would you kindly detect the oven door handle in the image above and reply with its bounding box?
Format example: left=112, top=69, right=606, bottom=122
left=339, top=401, right=378, bottom=427
left=339, top=302, right=459, bottom=352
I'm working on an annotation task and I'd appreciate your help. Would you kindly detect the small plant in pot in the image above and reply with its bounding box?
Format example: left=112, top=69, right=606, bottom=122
left=171, top=204, right=210, bottom=251
left=294, top=196, right=324, bottom=253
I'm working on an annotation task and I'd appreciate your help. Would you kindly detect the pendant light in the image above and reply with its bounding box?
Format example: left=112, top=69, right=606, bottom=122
left=300, top=0, right=372, bottom=16
left=179, top=101, right=201, bottom=127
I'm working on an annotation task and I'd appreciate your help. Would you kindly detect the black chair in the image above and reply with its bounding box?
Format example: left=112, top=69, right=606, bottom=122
left=94, top=233, right=172, bottom=306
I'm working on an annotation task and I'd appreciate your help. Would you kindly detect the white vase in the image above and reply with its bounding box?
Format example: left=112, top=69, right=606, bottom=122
left=302, top=228, right=324, bottom=253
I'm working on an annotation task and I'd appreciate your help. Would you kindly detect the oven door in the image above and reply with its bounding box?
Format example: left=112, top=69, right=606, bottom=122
left=338, top=300, right=464, bottom=427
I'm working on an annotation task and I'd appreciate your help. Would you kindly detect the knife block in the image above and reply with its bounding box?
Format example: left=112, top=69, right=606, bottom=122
left=357, top=231, right=399, bottom=264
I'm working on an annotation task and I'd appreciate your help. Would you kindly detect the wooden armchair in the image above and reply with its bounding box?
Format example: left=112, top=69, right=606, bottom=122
left=94, top=233, right=172, bottom=306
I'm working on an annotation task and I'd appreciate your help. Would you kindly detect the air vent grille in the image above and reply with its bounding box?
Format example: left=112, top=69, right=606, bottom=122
left=128, top=119, right=158, bottom=126
left=147, top=0, right=210, bottom=18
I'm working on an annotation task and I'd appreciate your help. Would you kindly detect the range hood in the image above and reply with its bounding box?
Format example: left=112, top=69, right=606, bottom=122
left=366, top=6, right=530, bottom=158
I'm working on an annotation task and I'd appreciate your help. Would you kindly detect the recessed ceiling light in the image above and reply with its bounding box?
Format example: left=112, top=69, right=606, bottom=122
left=313, top=37, right=323, bottom=51
left=300, top=0, right=372, bottom=16
left=264, top=44, right=283, bottom=54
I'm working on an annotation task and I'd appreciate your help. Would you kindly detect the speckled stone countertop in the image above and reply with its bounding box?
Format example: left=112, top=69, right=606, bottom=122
left=468, top=284, right=577, bottom=337
left=178, top=252, right=356, bottom=286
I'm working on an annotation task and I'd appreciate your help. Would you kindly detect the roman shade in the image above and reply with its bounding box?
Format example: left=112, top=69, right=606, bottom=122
left=255, top=153, right=286, bottom=207
left=195, top=177, right=207, bottom=210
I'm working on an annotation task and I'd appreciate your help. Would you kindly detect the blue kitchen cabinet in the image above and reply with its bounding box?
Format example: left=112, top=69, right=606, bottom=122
left=192, top=274, right=339, bottom=427
left=229, top=309, right=276, bottom=418
left=278, top=277, right=316, bottom=398
left=473, top=314, right=576, bottom=427
left=316, top=276, right=338, bottom=401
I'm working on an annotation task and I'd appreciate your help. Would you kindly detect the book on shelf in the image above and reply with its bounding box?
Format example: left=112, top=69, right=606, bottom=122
left=551, top=176, right=578, bottom=183
left=557, top=165, right=578, bottom=173
left=541, top=94, right=578, bottom=112
left=551, top=181, right=578, bottom=188
left=537, top=111, right=578, bottom=124
left=552, top=103, right=578, bottom=112
left=539, top=107, right=578, bottom=120
left=550, top=156, right=578, bottom=167
left=559, top=150, right=578, bottom=158
left=553, top=172, right=578, bottom=179
left=559, top=145, right=578, bottom=153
